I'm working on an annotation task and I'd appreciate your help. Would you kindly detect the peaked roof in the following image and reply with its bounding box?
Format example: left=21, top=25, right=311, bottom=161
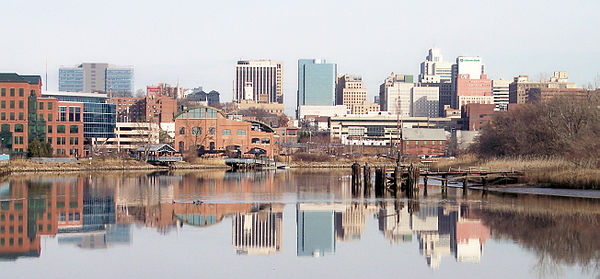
left=135, top=144, right=177, bottom=153
left=402, top=128, right=446, bottom=141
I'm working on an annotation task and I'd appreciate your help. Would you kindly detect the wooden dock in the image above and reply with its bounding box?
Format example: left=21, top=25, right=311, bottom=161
left=224, top=158, right=288, bottom=171
left=351, top=162, right=523, bottom=198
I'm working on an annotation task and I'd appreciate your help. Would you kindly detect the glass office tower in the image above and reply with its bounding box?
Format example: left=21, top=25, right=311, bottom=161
left=297, top=59, right=336, bottom=113
left=58, top=68, right=84, bottom=92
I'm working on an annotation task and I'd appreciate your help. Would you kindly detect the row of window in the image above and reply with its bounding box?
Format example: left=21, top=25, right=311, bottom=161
left=180, top=127, right=247, bottom=136
left=406, top=140, right=444, bottom=145
left=0, top=225, right=23, bottom=234
left=0, top=88, right=27, bottom=97
left=0, top=100, right=24, bottom=109
left=0, top=112, right=24, bottom=121
left=0, top=237, right=25, bottom=247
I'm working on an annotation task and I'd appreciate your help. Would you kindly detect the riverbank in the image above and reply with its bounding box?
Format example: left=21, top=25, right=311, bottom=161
left=3, top=158, right=228, bottom=173
left=432, top=155, right=600, bottom=190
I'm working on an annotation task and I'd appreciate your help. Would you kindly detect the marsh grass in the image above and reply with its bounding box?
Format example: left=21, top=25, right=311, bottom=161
left=432, top=155, right=600, bottom=189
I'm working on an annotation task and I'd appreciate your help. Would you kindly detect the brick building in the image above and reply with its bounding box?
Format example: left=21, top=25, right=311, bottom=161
left=401, top=128, right=446, bottom=157
left=454, top=74, right=492, bottom=110
left=0, top=73, right=84, bottom=157
left=461, top=103, right=496, bottom=131
left=174, top=106, right=279, bottom=158
left=108, top=97, right=145, bottom=122
left=526, top=88, right=588, bottom=103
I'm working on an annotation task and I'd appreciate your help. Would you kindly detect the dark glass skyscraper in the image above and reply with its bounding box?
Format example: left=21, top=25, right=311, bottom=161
left=297, top=59, right=336, bottom=116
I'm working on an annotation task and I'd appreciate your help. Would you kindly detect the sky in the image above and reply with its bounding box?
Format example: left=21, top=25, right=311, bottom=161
left=1, top=0, right=598, bottom=115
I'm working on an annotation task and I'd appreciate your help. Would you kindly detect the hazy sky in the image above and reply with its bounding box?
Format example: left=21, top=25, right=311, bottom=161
left=1, top=0, right=598, bottom=115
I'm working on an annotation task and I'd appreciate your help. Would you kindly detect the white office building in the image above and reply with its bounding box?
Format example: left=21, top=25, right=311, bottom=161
left=411, top=87, right=440, bottom=117
left=492, top=79, right=510, bottom=111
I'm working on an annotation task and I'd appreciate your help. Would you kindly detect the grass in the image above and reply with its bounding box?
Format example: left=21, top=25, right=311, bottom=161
left=432, top=155, right=600, bottom=190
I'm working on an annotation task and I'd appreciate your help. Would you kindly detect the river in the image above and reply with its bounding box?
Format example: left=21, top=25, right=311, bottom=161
left=0, top=169, right=598, bottom=278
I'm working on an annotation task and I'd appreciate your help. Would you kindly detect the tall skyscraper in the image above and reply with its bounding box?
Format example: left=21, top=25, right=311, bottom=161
left=451, top=56, right=492, bottom=110
left=419, top=48, right=453, bottom=83
left=59, top=63, right=134, bottom=94
left=419, top=48, right=454, bottom=116
left=379, top=73, right=413, bottom=117
left=234, top=60, right=283, bottom=104
left=297, top=59, right=336, bottom=110
left=335, top=74, right=378, bottom=114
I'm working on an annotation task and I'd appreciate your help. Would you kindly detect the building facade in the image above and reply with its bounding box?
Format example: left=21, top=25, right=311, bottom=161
left=235, top=60, right=283, bottom=103
left=508, top=72, right=577, bottom=104
left=526, top=87, right=588, bottom=103
left=297, top=59, right=336, bottom=114
left=59, top=63, right=134, bottom=94
left=379, top=74, right=414, bottom=116
left=491, top=79, right=510, bottom=110
left=147, top=83, right=183, bottom=99
left=411, top=86, right=439, bottom=118
left=174, top=106, right=279, bottom=158
left=0, top=73, right=85, bottom=157
left=419, top=48, right=453, bottom=83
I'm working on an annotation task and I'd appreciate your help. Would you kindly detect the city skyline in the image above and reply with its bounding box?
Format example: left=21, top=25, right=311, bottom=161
left=1, top=0, right=598, bottom=116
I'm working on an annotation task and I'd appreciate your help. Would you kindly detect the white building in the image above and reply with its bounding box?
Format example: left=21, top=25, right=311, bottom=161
left=455, top=56, right=484, bottom=79
left=492, top=79, right=510, bottom=111
left=235, top=60, right=283, bottom=103
left=96, top=122, right=160, bottom=152
left=381, top=81, right=413, bottom=117
left=419, top=48, right=453, bottom=83
left=411, top=87, right=439, bottom=118
left=298, top=105, right=349, bottom=119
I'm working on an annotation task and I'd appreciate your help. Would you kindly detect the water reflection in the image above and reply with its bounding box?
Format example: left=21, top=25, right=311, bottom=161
left=0, top=170, right=598, bottom=278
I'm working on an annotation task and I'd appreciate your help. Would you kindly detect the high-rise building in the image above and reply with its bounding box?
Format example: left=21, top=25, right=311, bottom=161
left=411, top=87, right=440, bottom=118
left=508, top=72, right=576, bottom=104
left=297, top=59, right=336, bottom=111
left=451, top=56, right=492, bottom=110
left=419, top=48, right=454, bottom=116
left=379, top=73, right=414, bottom=117
left=419, top=48, right=453, bottom=83
left=232, top=206, right=283, bottom=255
left=335, top=74, right=378, bottom=114
left=234, top=60, right=283, bottom=103
left=59, top=63, right=134, bottom=94
left=491, top=79, right=511, bottom=110
left=147, top=83, right=183, bottom=99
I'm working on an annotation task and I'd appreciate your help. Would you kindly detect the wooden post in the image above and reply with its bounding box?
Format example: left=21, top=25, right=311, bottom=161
left=482, top=176, right=488, bottom=197
left=375, top=167, right=384, bottom=197
left=462, top=176, right=468, bottom=196
left=393, top=166, right=400, bottom=190
left=352, top=162, right=361, bottom=196
left=364, top=163, right=371, bottom=197
left=423, top=176, right=428, bottom=196
left=441, top=174, right=447, bottom=193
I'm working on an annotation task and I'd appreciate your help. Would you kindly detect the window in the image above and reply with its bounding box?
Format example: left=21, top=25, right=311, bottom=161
left=9, top=113, right=14, bottom=120
left=47, top=102, right=52, bottom=110
left=251, top=138, right=260, bottom=144
left=57, top=125, right=65, bottom=133
left=261, top=138, right=270, bottom=144
left=439, top=141, right=443, bottom=145
left=47, top=137, right=52, bottom=144
left=39, top=102, right=43, bottom=110
left=69, top=137, right=73, bottom=145
left=415, top=141, right=419, bottom=145
left=237, top=129, right=246, bottom=136
left=10, top=88, right=14, bottom=97
left=48, top=113, right=52, bottom=121
left=18, top=112, right=23, bottom=120
left=0, top=101, right=4, bottom=108
left=60, top=107, right=66, bottom=121
left=47, top=125, right=52, bottom=133
left=14, top=124, right=23, bottom=133
left=209, top=127, right=215, bottom=135
left=69, top=107, right=74, bottom=121
left=18, top=88, right=23, bottom=97
left=432, top=141, right=435, bottom=145
left=191, top=127, right=202, bottom=136
left=9, top=101, right=14, bottom=109
left=75, top=107, right=80, bottom=121
left=0, top=113, right=4, bottom=120
left=70, top=125, right=78, bottom=133
left=0, top=88, right=4, bottom=96
left=424, top=141, right=427, bottom=145
left=179, top=127, right=185, bottom=135
left=222, top=129, right=231, bottom=135
left=18, top=100, right=23, bottom=109
left=0, top=124, right=8, bottom=132
left=406, top=141, right=410, bottom=145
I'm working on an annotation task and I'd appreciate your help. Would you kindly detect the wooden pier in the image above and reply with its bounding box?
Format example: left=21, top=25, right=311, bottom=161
left=351, top=162, right=523, bottom=198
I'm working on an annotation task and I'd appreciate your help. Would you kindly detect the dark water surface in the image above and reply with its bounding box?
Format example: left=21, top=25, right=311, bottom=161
left=0, top=170, right=599, bottom=279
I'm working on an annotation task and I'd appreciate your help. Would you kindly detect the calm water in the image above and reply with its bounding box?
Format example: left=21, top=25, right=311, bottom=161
left=0, top=170, right=599, bottom=279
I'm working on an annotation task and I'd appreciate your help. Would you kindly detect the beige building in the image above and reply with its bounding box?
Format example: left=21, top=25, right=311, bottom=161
left=335, top=74, right=376, bottom=114
left=509, top=71, right=576, bottom=104
left=235, top=60, right=283, bottom=103
left=95, top=122, right=160, bottom=152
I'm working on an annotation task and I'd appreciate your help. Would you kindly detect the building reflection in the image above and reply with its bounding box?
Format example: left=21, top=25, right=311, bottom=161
left=232, top=204, right=283, bottom=255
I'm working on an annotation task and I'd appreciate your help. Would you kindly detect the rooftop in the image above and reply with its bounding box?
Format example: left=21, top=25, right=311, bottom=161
left=0, top=73, right=41, bottom=84
left=402, top=128, right=446, bottom=141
